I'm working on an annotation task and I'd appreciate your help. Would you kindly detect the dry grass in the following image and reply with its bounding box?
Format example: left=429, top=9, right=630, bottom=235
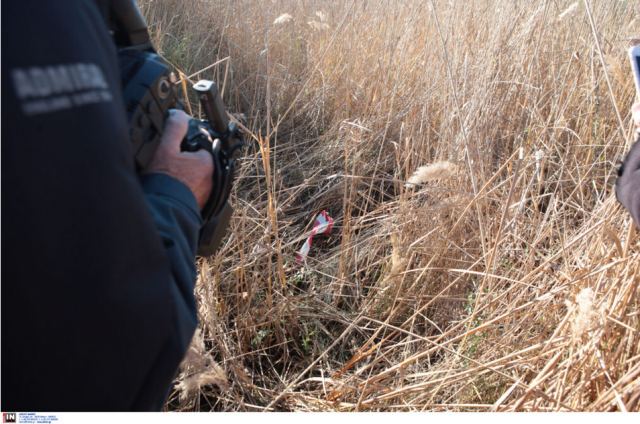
left=140, top=0, right=640, bottom=411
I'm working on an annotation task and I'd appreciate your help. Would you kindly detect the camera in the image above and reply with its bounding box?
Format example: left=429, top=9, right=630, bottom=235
left=100, top=0, right=243, bottom=256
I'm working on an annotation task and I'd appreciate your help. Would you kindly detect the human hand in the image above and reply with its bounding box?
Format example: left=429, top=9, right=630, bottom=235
left=145, top=109, right=213, bottom=209
left=633, top=102, right=640, bottom=132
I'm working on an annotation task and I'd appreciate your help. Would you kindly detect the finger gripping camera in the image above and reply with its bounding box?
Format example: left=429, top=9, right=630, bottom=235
left=100, top=0, right=243, bottom=256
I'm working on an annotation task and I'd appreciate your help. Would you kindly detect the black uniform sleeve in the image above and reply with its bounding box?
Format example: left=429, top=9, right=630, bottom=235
left=1, top=1, right=200, bottom=411
left=616, top=138, right=640, bottom=227
left=141, top=172, right=202, bottom=341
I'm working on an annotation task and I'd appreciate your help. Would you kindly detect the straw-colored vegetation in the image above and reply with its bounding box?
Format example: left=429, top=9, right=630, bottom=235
left=140, top=0, right=639, bottom=411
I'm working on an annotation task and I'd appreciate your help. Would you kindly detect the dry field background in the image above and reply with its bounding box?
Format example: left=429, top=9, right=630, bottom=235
left=140, top=0, right=639, bottom=411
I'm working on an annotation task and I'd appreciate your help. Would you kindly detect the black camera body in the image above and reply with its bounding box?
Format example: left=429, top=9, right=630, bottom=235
left=100, top=0, right=243, bottom=256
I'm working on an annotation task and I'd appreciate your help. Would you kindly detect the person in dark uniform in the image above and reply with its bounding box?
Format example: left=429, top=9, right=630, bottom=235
left=1, top=1, right=212, bottom=411
left=616, top=102, right=640, bottom=227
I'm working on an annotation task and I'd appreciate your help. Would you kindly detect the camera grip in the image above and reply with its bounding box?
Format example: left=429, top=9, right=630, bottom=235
left=180, top=118, right=233, bottom=255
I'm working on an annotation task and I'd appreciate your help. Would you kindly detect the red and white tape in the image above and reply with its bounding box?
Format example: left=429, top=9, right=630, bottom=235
left=296, top=210, right=334, bottom=263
